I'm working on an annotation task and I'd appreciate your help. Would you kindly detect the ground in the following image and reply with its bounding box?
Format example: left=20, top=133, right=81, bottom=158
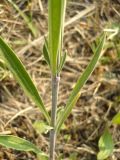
left=0, top=0, right=120, bottom=159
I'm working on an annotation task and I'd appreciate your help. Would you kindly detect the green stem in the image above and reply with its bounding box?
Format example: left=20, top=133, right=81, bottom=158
left=49, top=75, right=60, bottom=160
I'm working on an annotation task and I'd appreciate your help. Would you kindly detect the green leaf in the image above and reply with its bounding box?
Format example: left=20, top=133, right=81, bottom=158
left=0, top=135, right=47, bottom=157
left=69, top=153, right=78, bottom=160
left=91, top=35, right=101, bottom=54
left=56, top=33, right=106, bottom=133
left=48, top=0, right=67, bottom=74
left=33, top=121, right=53, bottom=134
left=43, top=39, right=50, bottom=66
left=7, top=0, right=37, bottom=37
left=0, top=37, right=50, bottom=124
left=57, top=106, right=65, bottom=120
left=112, top=112, right=120, bottom=124
left=56, top=106, right=67, bottom=130
left=97, top=129, right=114, bottom=160
left=37, top=153, right=48, bottom=160
left=58, top=51, right=67, bottom=73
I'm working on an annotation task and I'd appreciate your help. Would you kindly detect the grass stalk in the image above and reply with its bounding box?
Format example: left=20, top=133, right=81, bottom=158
left=50, top=75, right=60, bottom=160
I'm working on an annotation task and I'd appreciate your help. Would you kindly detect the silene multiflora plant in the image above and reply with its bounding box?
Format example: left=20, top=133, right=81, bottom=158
left=0, top=0, right=107, bottom=160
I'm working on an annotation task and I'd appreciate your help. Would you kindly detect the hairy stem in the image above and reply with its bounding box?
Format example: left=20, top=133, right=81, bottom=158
left=50, top=75, right=60, bottom=160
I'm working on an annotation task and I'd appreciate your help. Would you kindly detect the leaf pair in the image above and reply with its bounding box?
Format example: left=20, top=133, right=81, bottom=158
left=0, top=32, right=106, bottom=157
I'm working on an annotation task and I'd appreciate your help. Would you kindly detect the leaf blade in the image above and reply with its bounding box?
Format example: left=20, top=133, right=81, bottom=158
left=97, top=129, right=114, bottom=160
left=57, top=51, right=67, bottom=73
left=56, top=33, right=106, bottom=132
left=48, top=0, right=67, bottom=74
left=43, top=39, right=50, bottom=66
left=0, top=135, right=47, bottom=156
left=112, top=112, right=120, bottom=124
left=0, top=37, right=50, bottom=124
left=33, top=121, right=53, bottom=134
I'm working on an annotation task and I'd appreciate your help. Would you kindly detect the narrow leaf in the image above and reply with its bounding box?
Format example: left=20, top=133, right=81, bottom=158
left=0, top=135, right=47, bottom=157
left=48, top=0, right=67, bottom=74
left=112, top=112, right=120, bottom=124
left=56, top=33, right=106, bottom=133
left=58, top=51, right=67, bottom=73
left=7, top=0, right=37, bottom=37
left=43, top=39, right=50, bottom=66
left=0, top=37, right=50, bottom=124
left=97, top=129, right=114, bottom=160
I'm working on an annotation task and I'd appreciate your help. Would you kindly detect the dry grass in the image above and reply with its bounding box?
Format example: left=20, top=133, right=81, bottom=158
left=0, top=0, right=120, bottom=159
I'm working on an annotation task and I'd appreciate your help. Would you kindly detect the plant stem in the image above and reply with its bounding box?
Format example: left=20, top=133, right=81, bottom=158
left=50, top=75, right=60, bottom=160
